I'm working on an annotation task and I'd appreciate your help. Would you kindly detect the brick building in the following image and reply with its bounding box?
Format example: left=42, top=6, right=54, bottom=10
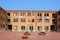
left=56, top=11, right=60, bottom=31
left=6, top=10, right=57, bottom=32
left=0, top=7, right=7, bottom=30
left=0, top=7, right=60, bottom=32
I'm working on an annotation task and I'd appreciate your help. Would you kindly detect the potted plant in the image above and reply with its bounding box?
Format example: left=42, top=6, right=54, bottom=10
left=22, top=36, right=28, bottom=39
left=39, top=30, right=46, bottom=35
left=24, top=28, right=30, bottom=35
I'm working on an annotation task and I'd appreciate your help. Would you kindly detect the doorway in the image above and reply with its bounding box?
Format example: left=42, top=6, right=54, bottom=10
left=29, top=26, right=33, bottom=31
left=8, top=25, right=12, bottom=30
left=50, top=25, right=55, bottom=31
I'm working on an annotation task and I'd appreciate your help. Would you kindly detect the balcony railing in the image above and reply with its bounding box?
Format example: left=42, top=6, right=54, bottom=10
left=7, top=16, right=10, bottom=19
left=45, top=16, right=49, bottom=19
left=52, top=16, right=56, bottom=19
left=6, top=22, right=11, bottom=25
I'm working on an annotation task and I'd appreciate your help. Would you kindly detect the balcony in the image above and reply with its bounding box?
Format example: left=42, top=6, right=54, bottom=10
left=6, top=22, right=11, bottom=25
left=7, top=16, right=10, bottom=19
left=45, top=16, right=49, bottom=19
left=52, top=20, right=56, bottom=25
left=6, top=19, right=11, bottom=25
left=6, top=13, right=10, bottom=19
left=52, top=14, right=56, bottom=19
left=52, top=16, right=56, bottom=19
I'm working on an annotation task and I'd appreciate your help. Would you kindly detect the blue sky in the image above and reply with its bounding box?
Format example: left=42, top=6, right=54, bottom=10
left=0, top=0, right=60, bottom=10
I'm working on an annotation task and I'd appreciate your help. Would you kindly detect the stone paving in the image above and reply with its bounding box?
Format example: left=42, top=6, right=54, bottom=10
left=0, top=30, right=60, bottom=40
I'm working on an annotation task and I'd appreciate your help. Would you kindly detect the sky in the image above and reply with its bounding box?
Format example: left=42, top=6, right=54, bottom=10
left=0, top=0, right=60, bottom=10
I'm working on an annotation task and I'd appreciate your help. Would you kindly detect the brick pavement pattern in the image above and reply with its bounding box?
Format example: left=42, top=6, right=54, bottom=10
left=0, top=31, right=60, bottom=40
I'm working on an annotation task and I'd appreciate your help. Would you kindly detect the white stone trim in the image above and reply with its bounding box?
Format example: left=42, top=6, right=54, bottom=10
left=18, top=30, right=21, bottom=31
left=12, top=30, right=14, bottom=31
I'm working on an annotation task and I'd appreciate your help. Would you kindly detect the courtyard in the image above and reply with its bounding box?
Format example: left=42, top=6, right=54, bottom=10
left=0, top=30, right=60, bottom=40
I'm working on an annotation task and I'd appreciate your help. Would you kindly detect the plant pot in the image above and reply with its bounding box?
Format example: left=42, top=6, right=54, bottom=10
left=24, top=32, right=30, bottom=35
left=22, top=36, right=28, bottom=39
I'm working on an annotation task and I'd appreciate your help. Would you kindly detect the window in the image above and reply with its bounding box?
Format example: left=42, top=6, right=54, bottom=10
left=47, top=13, right=49, bottom=16
left=58, top=13, right=60, bottom=15
left=29, top=26, right=33, bottom=30
left=7, top=19, right=10, bottom=22
left=45, top=26, right=49, bottom=31
left=14, top=18, right=18, bottom=22
left=44, top=13, right=46, bottom=16
left=52, top=20, right=55, bottom=24
left=44, top=13, right=49, bottom=16
left=28, top=13, right=31, bottom=16
left=37, top=19, right=42, bottom=22
left=14, top=12, right=18, bottom=16
left=14, top=26, right=18, bottom=31
left=21, top=26, right=25, bottom=30
left=20, top=13, right=26, bottom=16
left=40, top=13, right=42, bottom=16
left=37, top=13, right=39, bottom=16
left=58, top=11, right=60, bottom=15
left=7, top=13, right=10, bottom=16
left=32, top=19, right=34, bottom=22
left=38, top=26, right=42, bottom=31
left=21, top=18, right=26, bottom=22
left=37, top=13, right=42, bottom=16
left=52, top=14, right=56, bottom=18
left=44, top=19, right=49, bottom=22
left=7, top=13, right=10, bottom=19
left=31, top=13, right=34, bottom=16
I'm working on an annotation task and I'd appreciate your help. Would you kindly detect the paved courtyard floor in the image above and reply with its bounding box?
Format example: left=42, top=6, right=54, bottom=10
left=0, top=30, right=60, bottom=40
